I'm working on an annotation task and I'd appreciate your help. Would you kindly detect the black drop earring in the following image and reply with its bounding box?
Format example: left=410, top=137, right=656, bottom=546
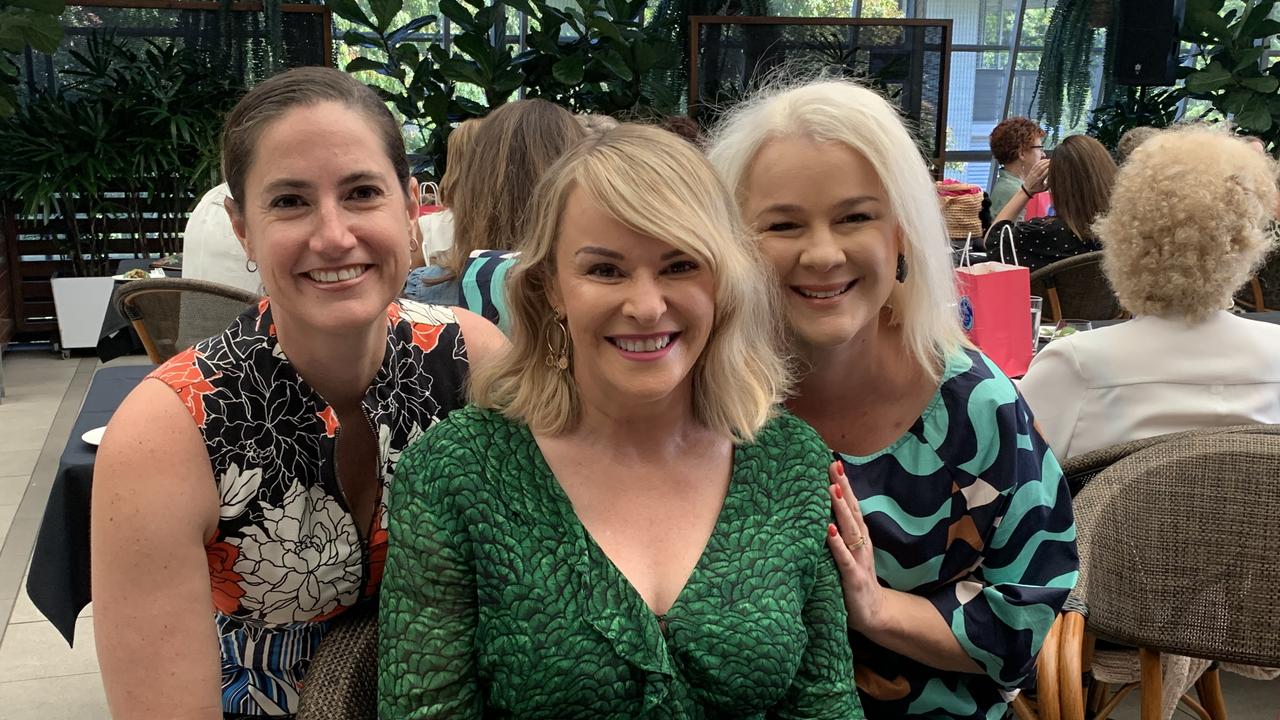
left=895, top=253, right=908, bottom=284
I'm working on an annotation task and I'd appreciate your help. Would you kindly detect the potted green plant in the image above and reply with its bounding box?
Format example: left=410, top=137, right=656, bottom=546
left=0, top=32, right=242, bottom=350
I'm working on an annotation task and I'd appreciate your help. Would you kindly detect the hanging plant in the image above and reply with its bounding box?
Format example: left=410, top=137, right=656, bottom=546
left=1032, top=0, right=1101, bottom=138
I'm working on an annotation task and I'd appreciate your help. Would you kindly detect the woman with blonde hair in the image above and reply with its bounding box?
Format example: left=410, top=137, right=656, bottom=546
left=709, top=79, right=1077, bottom=719
left=986, top=134, right=1116, bottom=272
left=405, top=118, right=484, bottom=300
left=379, top=124, right=863, bottom=718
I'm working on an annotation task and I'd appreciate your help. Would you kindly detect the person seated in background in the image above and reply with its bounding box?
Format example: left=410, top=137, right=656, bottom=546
left=986, top=134, right=1115, bottom=272
left=180, top=183, right=262, bottom=294
left=988, top=116, right=1047, bottom=221
left=379, top=124, right=863, bottom=718
left=708, top=79, right=1077, bottom=720
left=405, top=117, right=484, bottom=283
left=91, top=66, right=505, bottom=720
left=1020, top=126, right=1280, bottom=458
left=403, top=99, right=584, bottom=306
left=1114, top=125, right=1160, bottom=164
left=1020, top=125, right=1280, bottom=720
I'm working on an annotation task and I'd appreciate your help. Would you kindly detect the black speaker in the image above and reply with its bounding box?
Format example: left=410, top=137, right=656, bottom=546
left=1112, top=0, right=1186, bottom=86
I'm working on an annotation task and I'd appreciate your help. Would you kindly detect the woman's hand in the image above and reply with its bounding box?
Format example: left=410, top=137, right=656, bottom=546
left=1023, top=158, right=1051, bottom=195
left=825, top=460, right=885, bottom=634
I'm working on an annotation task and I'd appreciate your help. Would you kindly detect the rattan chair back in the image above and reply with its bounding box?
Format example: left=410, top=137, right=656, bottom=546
left=296, top=600, right=378, bottom=720
left=1028, top=252, right=1123, bottom=323
left=113, top=278, right=259, bottom=363
left=1072, top=426, right=1280, bottom=667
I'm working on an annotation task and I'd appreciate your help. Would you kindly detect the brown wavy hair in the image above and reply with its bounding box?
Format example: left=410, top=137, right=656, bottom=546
left=440, top=99, right=585, bottom=278
left=1048, top=135, right=1116, bottom=241
left=989, top=116, right=1045, bottom=166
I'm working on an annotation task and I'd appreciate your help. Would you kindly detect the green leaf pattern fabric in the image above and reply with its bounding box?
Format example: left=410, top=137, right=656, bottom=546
left=379, top=406, right=864, bottom=719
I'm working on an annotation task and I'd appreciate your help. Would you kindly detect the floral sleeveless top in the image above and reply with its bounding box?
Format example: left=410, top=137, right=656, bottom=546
left=148, top=298, right=468, bottom=717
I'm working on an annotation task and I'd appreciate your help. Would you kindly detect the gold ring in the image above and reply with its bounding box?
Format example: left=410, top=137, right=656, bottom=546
left=846, top=536, right=867, bottom=551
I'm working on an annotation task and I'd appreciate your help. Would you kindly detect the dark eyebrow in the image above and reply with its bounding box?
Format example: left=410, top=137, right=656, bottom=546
left=260, top=171, right=385, bottom=195
left=661, top=249, right=689, bottom=260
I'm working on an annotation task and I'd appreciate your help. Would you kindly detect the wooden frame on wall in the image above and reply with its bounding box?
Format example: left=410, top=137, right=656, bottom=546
left=688, top=15, right=952, bottom=175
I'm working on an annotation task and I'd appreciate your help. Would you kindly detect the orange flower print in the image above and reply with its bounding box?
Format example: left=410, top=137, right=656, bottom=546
left=148, top=348, right=218, bottom=427
left=386, top=303, right=402, bottom=324
left=410, top=323, right=444, bottom=354
left=207, top=532, right=246, bottom=615
left=317, top=406, right=340, bottom=438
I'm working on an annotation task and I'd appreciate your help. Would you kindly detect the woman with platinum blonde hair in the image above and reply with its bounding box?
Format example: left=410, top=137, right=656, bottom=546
left=1022, top=126, right=1280, bottom=458
left=1020, top=122, right=1280, bottom=720
left=379, top=124, right=864, bottom=718
left=708, top=79, right=1078, bottom=720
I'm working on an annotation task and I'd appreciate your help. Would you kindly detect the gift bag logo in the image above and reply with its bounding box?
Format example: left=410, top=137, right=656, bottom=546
left=959, top=296, right=974, bottom=331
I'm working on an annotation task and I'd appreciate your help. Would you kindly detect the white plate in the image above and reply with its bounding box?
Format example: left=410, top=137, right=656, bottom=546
left=81, top=426, right=106, bottom=446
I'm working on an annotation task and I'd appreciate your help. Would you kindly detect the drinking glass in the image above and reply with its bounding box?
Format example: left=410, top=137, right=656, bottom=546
left=1055, top=319, right=1093, bottom=339
left=1029, top=296, right=1043, bottom=352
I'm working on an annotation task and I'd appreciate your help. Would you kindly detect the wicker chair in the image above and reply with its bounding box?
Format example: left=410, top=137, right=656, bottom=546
left=1055, top=425, right=1280, bottom=720
left=1028, top=252, right=1124, bottom=324
left=112, top=278, right=259, bottom=363
left=296, top=600, right=378, bottom=720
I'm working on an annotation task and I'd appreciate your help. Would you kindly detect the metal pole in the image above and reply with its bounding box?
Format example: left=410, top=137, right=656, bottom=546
left=990, top=0, right=1029, bottom=190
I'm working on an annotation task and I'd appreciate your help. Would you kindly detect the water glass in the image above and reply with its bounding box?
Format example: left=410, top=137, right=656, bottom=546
left=1055, top=319, right=1094, bottom=338
left=1029, top=296, right=1043, bottom=352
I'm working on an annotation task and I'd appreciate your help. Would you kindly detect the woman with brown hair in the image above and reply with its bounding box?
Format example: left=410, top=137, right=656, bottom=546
left=985, top=134, right=1117, bottom=272
left=405, top=99, right=584, bottom=305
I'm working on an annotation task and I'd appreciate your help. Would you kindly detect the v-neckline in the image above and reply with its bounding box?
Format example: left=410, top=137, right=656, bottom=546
left=524, top=424, right=740, bottom=625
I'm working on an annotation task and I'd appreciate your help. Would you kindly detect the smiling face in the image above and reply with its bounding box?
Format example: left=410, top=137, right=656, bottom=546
left=742, top=136, right=902, bottom=352
left=227, top=101, right=416, bottom=336
left=548, top=186, right=715, bottom=413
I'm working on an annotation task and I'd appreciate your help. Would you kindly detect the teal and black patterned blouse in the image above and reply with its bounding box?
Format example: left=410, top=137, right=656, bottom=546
left=379, top=406, right=864, bottom=719
left=840, top=348, right=1077, bottom=719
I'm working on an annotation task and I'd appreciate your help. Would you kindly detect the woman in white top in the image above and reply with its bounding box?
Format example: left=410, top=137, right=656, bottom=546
left=1021, top=126, right=1280, bottom=460
left=1020, top=125, right=1280, bottom=719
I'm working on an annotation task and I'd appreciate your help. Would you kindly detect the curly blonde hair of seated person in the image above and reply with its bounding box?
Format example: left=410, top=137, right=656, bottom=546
left=468, top=124, right=792, bottom=441
left=706, top=77, right=969, bottom=382
left=1095, top=126, right=1280, bottom=322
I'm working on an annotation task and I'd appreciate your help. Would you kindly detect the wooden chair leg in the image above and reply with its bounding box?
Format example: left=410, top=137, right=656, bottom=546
left=1088, top=681, right=1111, bottom=719
left=1195, top=667, right=1228, bottom=720
left=1251, top=277, right=1266, bottom=312
left=1058, top=611, right=1086, bottom=720
left=1047, top=286, right=1064, bottom=324
left=129, top=318, right=165, bottom=364
left=1037, top=615, right=1063, bottom=720
left=1139, top=648, right=1163, bottom=720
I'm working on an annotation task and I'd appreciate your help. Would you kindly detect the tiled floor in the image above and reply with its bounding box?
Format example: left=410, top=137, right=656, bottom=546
left=0, top=347, right=1275, bottom=719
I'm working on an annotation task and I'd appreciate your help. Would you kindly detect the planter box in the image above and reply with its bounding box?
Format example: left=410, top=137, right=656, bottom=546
left=50, top=276, right=115, bottom=350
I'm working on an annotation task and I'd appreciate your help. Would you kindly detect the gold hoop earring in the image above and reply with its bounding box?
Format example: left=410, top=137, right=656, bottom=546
left=545, top=311, right=569, bottom=371
left=408, top=234, right=419, bottom=254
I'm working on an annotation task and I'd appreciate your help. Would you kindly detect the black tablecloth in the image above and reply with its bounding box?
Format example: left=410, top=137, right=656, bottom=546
left=27, top=364, right=153, bottom=645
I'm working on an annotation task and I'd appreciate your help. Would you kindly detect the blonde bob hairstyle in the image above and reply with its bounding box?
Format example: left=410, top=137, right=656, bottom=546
left=707, top=79, right=968, bottom=380
left=468, top=124, right=791, bottom=441
left=1095, top=126, right=1279, bottom=322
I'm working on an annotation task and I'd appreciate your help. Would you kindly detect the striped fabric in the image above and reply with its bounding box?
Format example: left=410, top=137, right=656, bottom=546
left=459, top=250, right=518, bottom=335
left=839, top=347, right=1078, bottom=719
left=218, top=616, right=327, bottom=715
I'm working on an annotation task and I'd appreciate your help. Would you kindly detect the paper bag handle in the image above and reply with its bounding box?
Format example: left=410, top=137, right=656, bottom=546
left=993, top=223, right=1019, bottom=266
left=959, top=233, right=973, bottom=268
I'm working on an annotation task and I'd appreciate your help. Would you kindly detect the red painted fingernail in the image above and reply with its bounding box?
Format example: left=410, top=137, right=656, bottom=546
left=828, top=523, right=838, bottom=538
left=836, top=462, right=846, bottom=478
left=834, top=484, right=843, bottom=500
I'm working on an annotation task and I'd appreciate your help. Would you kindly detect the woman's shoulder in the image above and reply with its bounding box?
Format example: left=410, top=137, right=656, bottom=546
left=749, top=410, right=829, bottom=459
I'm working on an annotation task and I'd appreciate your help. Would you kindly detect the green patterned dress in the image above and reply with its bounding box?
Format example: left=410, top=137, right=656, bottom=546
left=379, top=406, right=864, bottom=719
